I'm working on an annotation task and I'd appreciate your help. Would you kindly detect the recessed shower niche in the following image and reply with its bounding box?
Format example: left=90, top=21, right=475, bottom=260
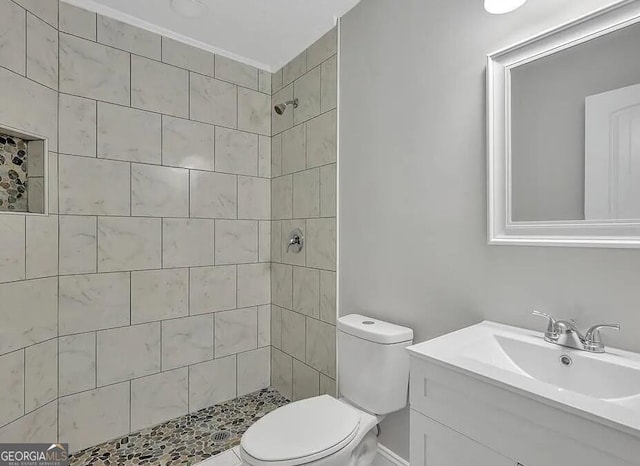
left=0, top=124, right=48, bottom=214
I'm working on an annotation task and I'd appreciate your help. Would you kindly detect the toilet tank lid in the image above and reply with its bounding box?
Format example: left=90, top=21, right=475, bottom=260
left=337, top=314, right=413, bottom=344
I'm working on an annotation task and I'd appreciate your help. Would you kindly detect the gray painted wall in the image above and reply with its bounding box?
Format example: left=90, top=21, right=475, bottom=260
left=339, top=0, right=640, bottom=459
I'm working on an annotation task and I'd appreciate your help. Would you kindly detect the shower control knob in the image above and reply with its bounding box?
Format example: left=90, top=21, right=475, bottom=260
left=287, top=228, right=304, bottom=253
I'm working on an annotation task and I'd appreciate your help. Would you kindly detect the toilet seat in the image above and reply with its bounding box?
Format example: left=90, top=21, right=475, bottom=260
left=241, top=395, right=361, bottom=466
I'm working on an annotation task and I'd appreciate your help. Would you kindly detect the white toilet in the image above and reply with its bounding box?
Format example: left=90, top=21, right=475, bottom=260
left=239, top=314, right=414, bottom=466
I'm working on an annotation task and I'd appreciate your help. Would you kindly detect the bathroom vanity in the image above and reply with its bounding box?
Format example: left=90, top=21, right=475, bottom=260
left=406, top=322, right=640, bottom=466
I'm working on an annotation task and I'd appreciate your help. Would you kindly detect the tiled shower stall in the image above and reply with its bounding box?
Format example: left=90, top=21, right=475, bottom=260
left=0, top=0, right=337, bottom=454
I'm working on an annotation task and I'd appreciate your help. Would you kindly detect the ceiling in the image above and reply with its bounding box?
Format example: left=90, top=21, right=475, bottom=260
left=65, top=0, right=361, bottom=71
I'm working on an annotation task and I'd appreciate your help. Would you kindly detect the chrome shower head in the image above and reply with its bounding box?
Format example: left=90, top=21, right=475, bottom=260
left=274, top=98, right=299, bottom=115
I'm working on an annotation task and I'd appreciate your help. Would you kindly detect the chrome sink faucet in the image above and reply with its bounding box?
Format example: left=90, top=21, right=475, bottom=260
left=531, top=311, right=620, bottom=353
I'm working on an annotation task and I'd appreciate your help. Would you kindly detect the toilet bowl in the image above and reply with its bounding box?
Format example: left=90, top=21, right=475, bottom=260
left=239, top=315, right=414, bottom=466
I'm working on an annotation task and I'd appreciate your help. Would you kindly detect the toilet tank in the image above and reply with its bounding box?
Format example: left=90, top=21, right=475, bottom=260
left=337, top=314, right=413, bottom=416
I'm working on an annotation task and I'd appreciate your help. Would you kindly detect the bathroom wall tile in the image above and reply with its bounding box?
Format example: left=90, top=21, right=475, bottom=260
left=320, top=164, right=337, bottom=216
left=162, top=219, right=214, bottom=268
left=59, top=272, right=130, bottom=335
left=215, top=55, right=258, bottom=90
left=282, top=124, right=306, bottom=175
left=257, top=305, right=270, bottom=347
left=306, top=218, right=336, bottom=271
left=281, top=219, right=306, bottom=267
left=294, top=67, right=321, bottom=125
left=13, top=0, right=57, bottom=27
left=97, top=15, right=161, bottom=60
left=293, top=168, right=320, bottom=218
left=306, top=318, right=336, bottom=378
left=0, top=67, right=58, bottom=150
left=215, top=220, right=258, bottom=265
left=24, top=339, right=57, bottom=412
left=321, top=55, right=337, bottom=112
left=258, top=70, right=272, bottom=95
left=0, top=278, right=57, bottom=354
left=163, top=117, right=214, bottom=171
left=59, top=215, right=97, bottom=274
left=28, top=142, right=45, bottom=177
left=59, top=382, right=130, bottom=453
left=319, top=374, right=336, bottom=397
left=188, top=355, right=236, bottom=412
left=258, top=135, right=271, bottom=178
left=131, top=368, right=188, bottom=432
left=190, top=171, right=237, bottom=219
left=131, top=164, right=189, bottom=217
left=26, top=215, right=58, bottom=279
left=272, top=68, right=283, bottom=93
left=131, top=268, right=188, bottom=324
left=271, top=263, right=292, bottom=310
left=59, top=94, right=96, bottom=157
left=306, top=110, right=336, bottom=168
left=26, top=13, right=58, bottom=89
left=272, top=84, right=293, bottom=135
left=271, top=348, right=292, bottom=400
left=237, top=263, right=270, bottom=308
left=97, top=102, right=162, bottom=164
left=272, top=175, right=293, bottom=220
left=0, top=400, right=57, bottom=444
left=190, top=74, right=237, bottom=127
left=293, top=267, right=319, bottom=318
left=0, top=350, right=24, bottom=427
left=271, top=305, right=282, bottom=349
left=27, top=178, right=45, bottom=213
left=214, top=307, right=257, bottom=357
left=259, top=221, right=271, bottom=262
left=162, top=315, right=213, bottom=370
left=59, top=33, right=130, bottom=106
left=59, top=2, right=96, bottom=40
left=283, top=52, right=306, bottom=86
left=292, top=360, right=319, bottom=401
left=270, top=221, right=282, bottom=263
left=238, top=88, right=271, bottom=136
left=189, top=266, right=236, bottom=314
left=162, top=37, right=214, bottom=76
left=47, top=152, right=58, bottom=213
left=319, top=271, right=336, bottom=325
left=237, top=347, right=270, bottom=396
left=281, top=309, right=305, bottom=361
left=59, top=154, right=130, bottom=215
left=0, top=0, right=26, bottom=75
left=132, top=55, right=189, bottom=118
left=59, top=332, right=96, bottom=397
left=307, top=28, right=337, bottom=71
left=97, top=322, right=161, bottom=386
left=238, top=176, right=270, bottom=220
left=215, top=127, right=258, bottom=176
left=0, top=216, right=25, bottom=283
left=97, top=217, right=162, bottom=272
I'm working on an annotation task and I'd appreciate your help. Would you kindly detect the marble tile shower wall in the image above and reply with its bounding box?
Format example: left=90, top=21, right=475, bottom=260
left=270, top=28, right=338, bottom=402
left=0, top=0, right=273, bottom=453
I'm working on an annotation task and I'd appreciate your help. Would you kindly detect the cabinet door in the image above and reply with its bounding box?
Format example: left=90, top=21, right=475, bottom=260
left=410, top=410, right=517, bottom=466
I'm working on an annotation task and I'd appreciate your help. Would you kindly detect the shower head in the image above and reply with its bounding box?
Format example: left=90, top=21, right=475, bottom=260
left=274, top=98, right=299, bottom=115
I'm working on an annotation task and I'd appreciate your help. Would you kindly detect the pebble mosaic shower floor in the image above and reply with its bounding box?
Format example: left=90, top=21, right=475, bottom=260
left=69, top=388, right=289, bottom=466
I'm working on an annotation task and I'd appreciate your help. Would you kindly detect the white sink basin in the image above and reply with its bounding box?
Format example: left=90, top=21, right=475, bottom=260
left=407, top=321, right=640, bottom=435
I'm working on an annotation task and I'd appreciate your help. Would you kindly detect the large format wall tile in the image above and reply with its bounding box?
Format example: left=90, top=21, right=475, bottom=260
left=214, top=308, right=258, bottom=357
left=131, top=269, right=188, bottom=324
left=162, top=37, right=214, bottom=76
left=320, top=164, right=337, bottom=217
left=97, top=16, right=161, bottom=60
left=59, top=33, right=130, bottom=105
left=306, top=318, right=336, bottom=378
left=321, top=55, right=337, bottom=112
left=132, top=56, right=189, bottom=118
left=59, top=2, right=96, bottom=41
left=237, top=347, right=270, bottom=396
left=258, top=305, right=271, bottom=347
left=162, top=315, right=213, bottom=370
left=292, top=359, right=320, bottom=401
left=319, top=271, right=337, bottom=325
left=0, top=400, right=57, bottom=443
left=25, top=215, right=58, bottom=279
left=97, top=217, right=162, bottom=272
left=59, top=272, right=130, bottom=335
left=306, top=218, right=336, bottom=270
left=131, top=164, right=189, bottom=217
left=190, top=74, right=237, bottom=127
left=162, top=219, right=214, bottom=268
left=306, top=110, right=337, bottom=167
left=59, top=382, right=130, bottom=453
left=293, top=169, right=320, bottom=218
left=0, top=350, right=24, bottom=427
left=24, top=339, right=57, bottom=412
left=162, top=117, right=214, bottom=171
left=238, top=88, right=271, bottom=136
left=189, top=171, right=237, bottom=219
left=215, top=55, right=258, bottom=90
left=215, top=127, right=258, bottom=176
left=271, top=348, right=292, bottom=400
left=26, top=13, right=58, bottom=90
left=281, top=309, right=305, bottom=361
left=293, top=266, right=320, bottom=318
left=307, top=28, right=337, bottom=71
left=237, top=263, right=270, bottom=308
left=97, top=103, right=162, bottom=163
left=271, top=263, right=292, bottom=310
left=96, top=323, right=161, bottom=386
left=59, top=215, right=97, bottom=274
left=59, top=154, right=130, bottom=215
left=293, top=67, right=321, bottom=125
left=188, top=356, right=236, bottom=412
left=0, top=215, right=26, bottom=283
left=281, top=124, right=306, bottom=175
left=272, top=84, right=293, bottom=135
left=59, top=94, right=97, bottom=157
left=189, top=266, right=236, bottom=314
left=130, top=368, right=188, bottom=432
left=238, top=176, right=270, bottom=220
left=0, top=0, right=26, bottom=75
left=0, top=278, right=57, bottom=355
left=271, top=176, right=293, bottom=220
left=215, top=220, right=258, bottom=265
left=13, top=0, right=57, bottom=27
left=59, top=332, right=96, bottom=397
left=283, top=53, right=306, bottom=86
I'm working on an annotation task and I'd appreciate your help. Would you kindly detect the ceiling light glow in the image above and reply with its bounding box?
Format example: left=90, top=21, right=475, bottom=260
left=484, top=0, right=527, bottom=14
left=170, top=0, right=207, bottom=18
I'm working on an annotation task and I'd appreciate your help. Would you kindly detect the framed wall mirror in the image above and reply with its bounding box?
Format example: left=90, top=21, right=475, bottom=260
left=487, top=0, right=640, bottom=248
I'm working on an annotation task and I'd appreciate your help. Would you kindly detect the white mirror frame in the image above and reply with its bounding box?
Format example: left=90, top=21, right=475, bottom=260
left=487, top=0, right=640, bottom=248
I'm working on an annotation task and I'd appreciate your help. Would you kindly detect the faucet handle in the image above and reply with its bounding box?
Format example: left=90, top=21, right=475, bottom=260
left=531, top=310, right=558, bottom=337
left=585, top=323, right=620, bottom=344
